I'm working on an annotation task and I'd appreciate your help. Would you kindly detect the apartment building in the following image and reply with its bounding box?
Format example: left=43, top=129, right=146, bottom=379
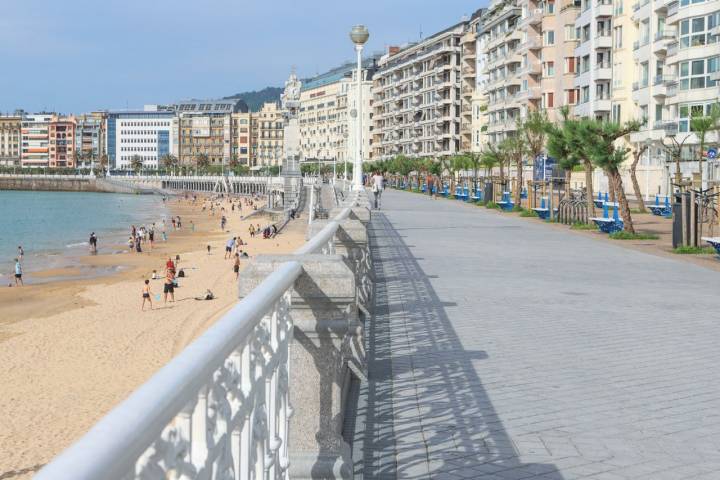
left=175, top=99, right=249, bottom=167
left=48, top=115, right=76, bottom=168
left=471, top=19, right=491, bottom=151
left=663, top=0, right=719, bottom=184
left=461, top=10, right=487, bottom=152
left=298, top=60, right=376, bottom=165
left=20, top=114, right=52, bottom=167
left=574, top=0, right=614, bottom=120
left=251, top=102, right=284, bottom=168
left=372, top=23, right=466, bottom=160
left=106, top=107, right=175, bottom=170
left=231, top=112, right=252, bottom=166
left=481, top=0, right=523, bottom=145
left=0, top=115, right=21, bottom=166
left=74, top=112, right=105, bottom=167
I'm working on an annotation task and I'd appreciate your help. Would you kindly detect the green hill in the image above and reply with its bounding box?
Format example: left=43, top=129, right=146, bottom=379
left=224, top=87, right=283, bottom=112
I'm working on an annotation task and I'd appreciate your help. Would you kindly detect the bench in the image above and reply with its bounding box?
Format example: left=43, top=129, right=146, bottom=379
left=702, top=237, right=720, bottom=256
left=590, top=217, right=624, bottom=233
left=532, top=197, right=550, bottom=220
left=648, top=195, right=672, bottom=218
left=470, top=187, right=483, bottom=202
left=497, top=191, right=514, bottom=211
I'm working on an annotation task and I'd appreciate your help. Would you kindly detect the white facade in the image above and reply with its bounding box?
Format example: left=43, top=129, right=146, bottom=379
left=574, top=0, right=614, bottom=119
left=109, top=110, right=175, bottom=170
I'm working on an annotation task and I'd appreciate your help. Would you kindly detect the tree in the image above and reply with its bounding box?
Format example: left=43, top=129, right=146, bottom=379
left=690, top=104, right=720, bottom=189
left=521, top=111, right=551, bottom=206
left=499, top=134, right=526, bottom=203
left=130, top=155, right=143, bottom=173
left=467, top=152, right=482, bottom=193
left=629, top=144, right=649, bottom=213
left=480, top=146, right=500, bottom=177
left=546, top=107, right=579, bottom=202
left=99, top=154, right=108, bottom=175
left=564, top=117, right=597, bottom=217
left=161, top=154, right=178, bottom=171
left=583, top=119, right=643, bottom=233
left=196, top=153, right=210, bottom=171
left=228, top=154, right=239, bottom=170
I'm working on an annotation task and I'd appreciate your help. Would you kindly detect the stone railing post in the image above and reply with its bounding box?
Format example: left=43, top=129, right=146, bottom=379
left=239, top=254, right=360, bottom=480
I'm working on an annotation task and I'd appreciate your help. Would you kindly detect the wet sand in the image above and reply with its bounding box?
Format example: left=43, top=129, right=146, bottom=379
left=0, top=195, right=306, bottom=478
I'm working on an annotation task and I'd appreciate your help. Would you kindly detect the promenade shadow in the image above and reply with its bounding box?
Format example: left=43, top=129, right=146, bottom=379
left=354, top=212, right=565, bottom=480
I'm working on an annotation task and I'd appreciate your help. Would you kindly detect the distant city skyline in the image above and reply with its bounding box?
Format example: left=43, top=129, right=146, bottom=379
left=0, top=0, right=483, bottom=113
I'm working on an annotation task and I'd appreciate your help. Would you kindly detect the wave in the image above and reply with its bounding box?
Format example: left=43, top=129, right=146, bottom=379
left=66, top=242, right=89, bottom=248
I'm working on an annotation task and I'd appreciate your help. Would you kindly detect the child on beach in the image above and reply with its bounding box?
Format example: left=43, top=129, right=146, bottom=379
left=233, top=253, right=240, bottom=279
left=142, top=279, right=152, bottom=311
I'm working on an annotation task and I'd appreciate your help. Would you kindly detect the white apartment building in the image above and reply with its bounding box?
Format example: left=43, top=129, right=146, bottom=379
left=372, top=23, right=466, bottom=160
left=462, top=10, right=487, bottom=152
left=106, top=106, right=176, bottom=170
left=481, top=0, right=524, bottom=145
left=298, top=60, right=376, bottom=165
left=574, top=0, right=614, bottom=120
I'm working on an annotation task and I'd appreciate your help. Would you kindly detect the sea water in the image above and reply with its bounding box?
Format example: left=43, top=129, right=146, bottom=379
left=0, top=190, right=168, bottom=279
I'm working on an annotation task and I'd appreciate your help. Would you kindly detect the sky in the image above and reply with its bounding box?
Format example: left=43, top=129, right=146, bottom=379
left=0, top=0, right=484, bottom=114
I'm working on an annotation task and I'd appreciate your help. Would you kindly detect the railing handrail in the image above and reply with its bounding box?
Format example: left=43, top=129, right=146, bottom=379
left=35, top=261, right=303, bottom=480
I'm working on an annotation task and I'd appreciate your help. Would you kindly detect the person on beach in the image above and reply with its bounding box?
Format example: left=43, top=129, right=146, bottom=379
left=14, top=258, right=23, bottom=286
left=207, top=244, right=211, bottom=255
left=164, top=270, right=175, bottom=304
left=128, top=236, right=135, bottom=251
left=177, top=216, right=182, bottom=229
left=233, top=253, right=240, bottom=279
left=190, top=220, right=195, bottom=232
left=221, top=216, right=227, bottom=231
left=89, top=233, right=98, bottom=253
left=17, top=246, right=24, bottom=262
left=142, top=279, right=153, bottom=311
left=165, top=257, right=175, bottom=274
left=249, top=224, right=255, bottom=238
left=148, top=228, right=154, bottom=249
left=225, top=237, right=236, bottom=259
left=171, top=218, right=176, bottom=230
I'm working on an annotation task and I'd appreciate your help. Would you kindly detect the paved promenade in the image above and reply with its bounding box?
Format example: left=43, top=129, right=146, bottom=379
left=355, top=189, right=720, bottom=479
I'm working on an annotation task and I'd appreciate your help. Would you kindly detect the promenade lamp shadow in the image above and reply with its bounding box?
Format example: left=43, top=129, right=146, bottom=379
left=350, top=25, right=369, bottom=191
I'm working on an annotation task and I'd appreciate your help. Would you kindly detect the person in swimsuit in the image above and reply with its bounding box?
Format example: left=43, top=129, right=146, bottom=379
left=233, top=253, right=240, bottom=279
left=17, top=246, right=24, bottom=262
left=142, top=279, right=152, bottom=311
left=164, top=270, right=175, bottom=304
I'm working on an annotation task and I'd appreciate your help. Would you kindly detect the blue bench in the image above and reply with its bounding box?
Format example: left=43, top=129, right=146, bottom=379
left=702, top=237, right=720, bottom=256
left=496, top=191, right=515, bottom=211
left=532, top=197, right=551, bottom=220
left=648, top=195, right=672, bottom=218
left=590, top=202, right=624, bottom=234
left=593, top=192, right=609, bottom=209
left=470, top=186, right=483, bottom=202
left=441, top=185, right=450, bottom=197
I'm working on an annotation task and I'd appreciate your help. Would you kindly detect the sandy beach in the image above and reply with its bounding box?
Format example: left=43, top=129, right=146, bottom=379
left=0, top=195, right=306, bottom=478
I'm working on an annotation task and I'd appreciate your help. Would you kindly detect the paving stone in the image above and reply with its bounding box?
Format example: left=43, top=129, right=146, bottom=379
left=356, top=190, right=720, bottom=479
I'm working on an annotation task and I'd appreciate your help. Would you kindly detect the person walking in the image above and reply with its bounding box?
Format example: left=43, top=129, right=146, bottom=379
left=371, top=170, right=385, bottom=210
left=89, top=232, right=98, bottom=253
left=233, top=253, right=240, bottom=279
left=225, top=237, right=236, bottom=259
left=13, top=258, right=23, bottom=286
left=17, top=246, right=24, bottom=262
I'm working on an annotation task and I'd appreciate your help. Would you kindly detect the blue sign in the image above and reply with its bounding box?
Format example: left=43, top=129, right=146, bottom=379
left=707, top=148, right=717, bottom=159
left=533, top=155, right=556, bottom=181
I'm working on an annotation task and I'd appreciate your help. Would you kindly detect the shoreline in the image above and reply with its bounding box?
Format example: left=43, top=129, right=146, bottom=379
left=0, top=194, right=306, bottom=478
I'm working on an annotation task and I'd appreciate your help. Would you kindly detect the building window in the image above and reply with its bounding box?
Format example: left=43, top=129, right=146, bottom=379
left=614, top=26, right=623, bottom=48
left=640, top=62, right=649, bottom=87
left=544, top=30, right=555, bottom=45
left=679, top=102, right=719, bottom=131
left=544, top=61, right=555, bottom=76
left=564, top=25, right=576, bottom=41
left=613, top=62, right=623, bottom=86
left=679, top=57, right=719, bottom=90
left=679, top=14, right=720, bottom=48
left=612, top=104, right=621, bottom=122
left=565, top=57, right=576, bottom=74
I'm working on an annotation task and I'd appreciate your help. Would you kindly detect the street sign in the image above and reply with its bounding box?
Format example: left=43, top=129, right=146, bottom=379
left=706, top=148, right=717, bottom=159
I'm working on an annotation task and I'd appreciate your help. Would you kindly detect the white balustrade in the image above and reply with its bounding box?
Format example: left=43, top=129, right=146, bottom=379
left=36, top=192, right=363, bottom=480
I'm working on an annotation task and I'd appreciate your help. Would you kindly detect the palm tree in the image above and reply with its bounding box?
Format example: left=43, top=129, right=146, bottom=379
left=160, top=154, right=178, bottom=172
left=583, top=118, right=643, bottom=233
left=130, top=155, right=143, bottom=174
left=196, top=153, right=210, bottom=172
left=564, top=117, right=597, bottom=217
left=480, top=146, right=500, bottom=177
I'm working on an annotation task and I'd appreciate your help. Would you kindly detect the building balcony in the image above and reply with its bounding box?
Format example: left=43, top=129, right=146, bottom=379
left=518, top=36, right=541, bottom=51
left=595, top=0, right=613, bottom=16
left=595, top=98, right=612, bottom=111
left=631, top=0, right=651, bottom=21
left=517, top=87, right=541, bottom=100
left=520, top=8, right=543, bottom=27
left=518, top=63, right=541, bottom=76
left=596, top=63, right=612, bottom=80
left=596, top=35, right=612, bottom=49
left=462, top=66, right=475, bottom=78
left=654, top=0, right=671, bottom=12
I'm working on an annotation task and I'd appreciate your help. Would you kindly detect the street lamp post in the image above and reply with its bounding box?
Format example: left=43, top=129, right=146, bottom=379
left=350, top=25, right=369, bottom=191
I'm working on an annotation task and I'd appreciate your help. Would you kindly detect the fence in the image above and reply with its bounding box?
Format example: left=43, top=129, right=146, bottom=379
left=36, top=188, right=371, bottom=480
